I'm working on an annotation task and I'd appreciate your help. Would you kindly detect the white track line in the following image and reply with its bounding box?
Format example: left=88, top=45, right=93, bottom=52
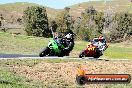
left=0, top=56, right=130, bottom=61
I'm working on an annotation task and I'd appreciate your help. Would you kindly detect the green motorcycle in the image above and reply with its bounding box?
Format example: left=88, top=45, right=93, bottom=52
left=39, top=38, right=65, bottom=57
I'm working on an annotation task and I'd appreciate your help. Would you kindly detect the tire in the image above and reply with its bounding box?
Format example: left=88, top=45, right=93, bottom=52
left=39, top=47, right=50, bottom=57
left=94, top=55, right=100, bottom=58
left=64, top=50, right=70, bottom=56
left=59, top=49, right=69, bottom=57
left=76, top=75, right=87, bottom=85
left=65, top=52, right=70, bottom=56
left=94, top=49, right=100, bottom=58
left=79, top=51, right=85, bottom=58
left=58, top=54, right=64, bottom=57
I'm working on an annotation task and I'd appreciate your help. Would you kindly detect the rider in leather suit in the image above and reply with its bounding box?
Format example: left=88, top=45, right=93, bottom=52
left=91, top=36, right=108, bottom=56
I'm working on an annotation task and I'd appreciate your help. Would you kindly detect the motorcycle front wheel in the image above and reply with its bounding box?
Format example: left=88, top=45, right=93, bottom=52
left=79, top=51, right=85, bottom=58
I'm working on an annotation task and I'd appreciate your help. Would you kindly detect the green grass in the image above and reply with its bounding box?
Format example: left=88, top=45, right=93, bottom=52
left=0, top=32, right=49, bottom=54
left=0, top=67, right=44, bottom=88
left=0, top=32, right=132, bottom=59
left=103, top=45, right=132, bottom=59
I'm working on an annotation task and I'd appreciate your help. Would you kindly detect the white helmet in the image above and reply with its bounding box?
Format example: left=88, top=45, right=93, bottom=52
left=65, top=33, right=72, bottom=39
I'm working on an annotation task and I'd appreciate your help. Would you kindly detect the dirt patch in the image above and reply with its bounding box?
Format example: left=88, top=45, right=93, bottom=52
left=12, top=60, right=132, bottom=88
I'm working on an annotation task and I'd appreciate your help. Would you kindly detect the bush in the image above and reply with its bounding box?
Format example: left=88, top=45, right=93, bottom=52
left=55, top=7, right=74, bottom=37
left=106, top=12, right=132, bottom=42
left=74, top=6, right=102, bottom=41
left=23, top=6, right=51, bottom=37
left=74, top=6, right=132, bottom=42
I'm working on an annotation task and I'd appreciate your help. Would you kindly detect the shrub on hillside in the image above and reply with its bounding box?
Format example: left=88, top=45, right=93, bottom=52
left=111, top=13, right=132, bottom=41
left=74, top=6, right=102, bottom=41
left=74, top=6, right=132, bottom=42
left=55, top=7, right=74, bottom=37
left=23, top=6, right=51, bottom=37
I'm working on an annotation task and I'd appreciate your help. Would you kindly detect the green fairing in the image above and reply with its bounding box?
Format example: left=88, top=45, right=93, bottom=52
left=48, top=39, right=65, bottom=54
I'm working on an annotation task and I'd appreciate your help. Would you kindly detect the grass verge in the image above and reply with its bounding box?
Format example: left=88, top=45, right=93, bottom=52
left=0, top=59, right=132, bottom=88
left=0, top=67, right=44, bottom=88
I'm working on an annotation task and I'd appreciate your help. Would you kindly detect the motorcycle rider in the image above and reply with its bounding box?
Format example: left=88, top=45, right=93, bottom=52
left=98, top=36, right=107, bottom=51
left=61, top=32, right=74, bottom=56
left=91, top=35, right=108, bottom=55
left=53, top=31, right=74, bottom=56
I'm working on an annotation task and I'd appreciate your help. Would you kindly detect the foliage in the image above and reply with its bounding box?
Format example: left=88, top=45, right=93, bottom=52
left=55, top=7, right=74, bottom=36
left=23, top=6, right=51, bottom=37
left=50, top=20, right=58, bottom=32
left=21, top=5, right=132, bottom=42
left=74, top=6, right=102, bottom=41
left=73, top=6, right=132, bottom=42
left=109, top=12, right=132, bottom=42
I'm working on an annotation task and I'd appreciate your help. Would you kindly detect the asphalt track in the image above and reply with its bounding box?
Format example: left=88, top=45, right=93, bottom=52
left=0, top=54, right=38, bottom=58
left=0, top=54, right=130, bottom=61
left=0, top=54, right=83, bottom=60
left=0, top=54, right=99, bottom=60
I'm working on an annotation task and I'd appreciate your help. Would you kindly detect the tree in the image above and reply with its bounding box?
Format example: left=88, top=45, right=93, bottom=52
left=110, top=13, right=132, bottom=41
left=55, top=7, right=74, bottom=36
left=23, top=6, right=51, bottom=37
left=50, top=20, right=58, bottom=32
left=75, top=6, right=101, bottom=41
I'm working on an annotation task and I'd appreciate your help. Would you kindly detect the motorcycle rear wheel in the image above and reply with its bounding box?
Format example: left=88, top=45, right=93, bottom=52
left=39, top=47, right=50, bottom=57
left=94, top=49, right=101, bottom=58
left=94, top=55, right=100, bottom=58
